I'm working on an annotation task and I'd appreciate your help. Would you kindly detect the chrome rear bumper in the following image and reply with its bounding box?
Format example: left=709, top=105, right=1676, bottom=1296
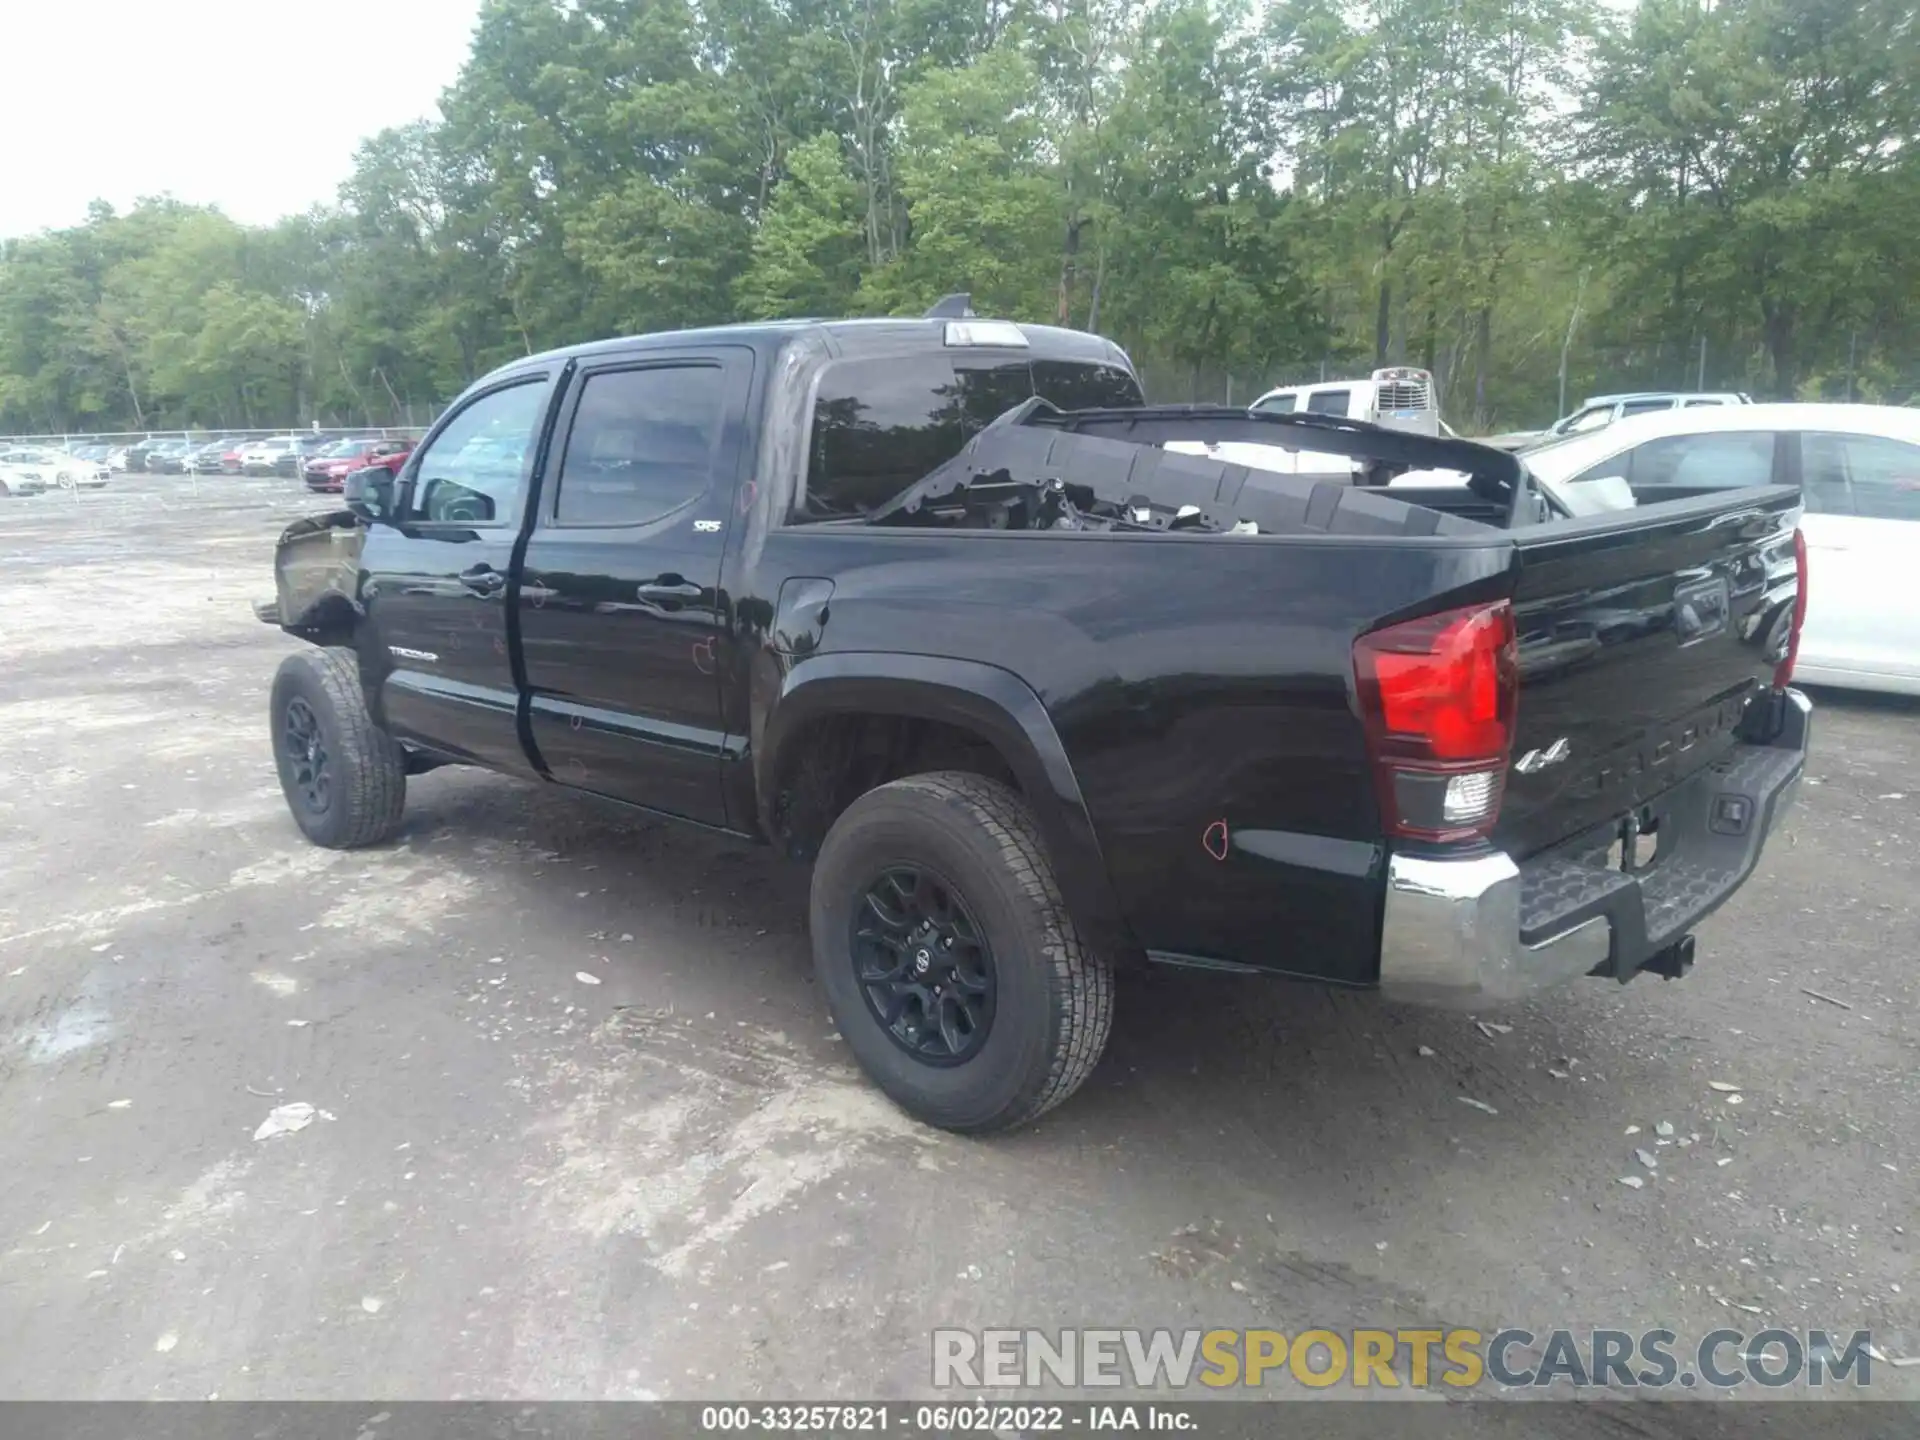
left=1378, top=689, right=1811, bottom=1007
left=1379, top=853, right=1610, bottom=1006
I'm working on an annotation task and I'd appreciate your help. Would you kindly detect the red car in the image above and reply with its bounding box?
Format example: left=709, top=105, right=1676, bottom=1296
left=302, top=438, right=413, bottom=493
left=220, top=442, right=249, bottom=474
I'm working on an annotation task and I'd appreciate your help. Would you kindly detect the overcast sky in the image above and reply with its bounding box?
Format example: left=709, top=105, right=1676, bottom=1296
left=0, top=0, right=482, bottom=239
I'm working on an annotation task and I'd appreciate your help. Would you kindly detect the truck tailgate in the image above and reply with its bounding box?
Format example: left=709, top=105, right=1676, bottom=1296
left=1495, top=487, right=1802, bottom=861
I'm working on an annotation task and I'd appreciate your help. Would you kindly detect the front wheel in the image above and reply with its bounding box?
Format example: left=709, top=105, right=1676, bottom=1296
left=269, top=647, right=407, bottom=848
left=809, top=772, right=1114, bottom=1133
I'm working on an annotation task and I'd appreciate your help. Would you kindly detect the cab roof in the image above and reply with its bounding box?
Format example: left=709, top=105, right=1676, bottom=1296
left=484, top=316, right=1132, bottom=387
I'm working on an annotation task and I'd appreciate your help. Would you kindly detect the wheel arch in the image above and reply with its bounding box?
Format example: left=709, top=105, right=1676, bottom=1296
left=758, top=653, right=1139, bottom=967
left=281, top=591, right=362, bottom=646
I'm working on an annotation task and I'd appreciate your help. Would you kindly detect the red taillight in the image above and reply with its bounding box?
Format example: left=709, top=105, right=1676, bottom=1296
left=1775, top=528, right=1808, bottom=688
left=1354, top=601, right=1518, bottom=842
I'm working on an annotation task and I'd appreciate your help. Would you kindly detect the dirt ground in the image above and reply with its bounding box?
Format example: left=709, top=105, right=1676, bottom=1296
left=0, top=474, right=1914, bottom=1409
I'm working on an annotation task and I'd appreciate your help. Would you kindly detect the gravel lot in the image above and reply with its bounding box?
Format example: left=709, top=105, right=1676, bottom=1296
left=0, top=475, right=1914, bottom=1411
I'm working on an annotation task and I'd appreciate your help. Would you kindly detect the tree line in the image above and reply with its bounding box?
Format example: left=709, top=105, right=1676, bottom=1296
left=2, top=0, right=1915, bottom=437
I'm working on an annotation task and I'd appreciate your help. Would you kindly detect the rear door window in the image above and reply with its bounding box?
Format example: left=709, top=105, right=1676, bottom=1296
left=1798, top=433, right=1855, bottom=515
left=1304, top=388, right=1352, bottom=416
left=552, top=364, right=728, bottom=526
left=1804, top=432, right=1920, bottom=522
left=1621, top=398, right=1675, bottom=417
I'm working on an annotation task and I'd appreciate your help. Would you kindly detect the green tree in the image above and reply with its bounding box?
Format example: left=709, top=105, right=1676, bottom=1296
left=736, top=132, right=869, bottom=317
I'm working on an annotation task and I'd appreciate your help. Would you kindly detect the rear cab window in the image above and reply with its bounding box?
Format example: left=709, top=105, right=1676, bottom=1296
left=794, top=351, right=1144, bottom=522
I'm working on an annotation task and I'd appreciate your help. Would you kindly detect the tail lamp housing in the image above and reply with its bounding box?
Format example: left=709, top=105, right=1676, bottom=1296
left=1774, top=527, right=1808, bottom=688
left=1354, top=601, right=1518, bottom=842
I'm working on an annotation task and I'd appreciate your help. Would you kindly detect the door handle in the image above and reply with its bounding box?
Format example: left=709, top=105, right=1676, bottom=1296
left=459, top=565, right=506, bottom=596
left=636, top=580, right=703, bottom=604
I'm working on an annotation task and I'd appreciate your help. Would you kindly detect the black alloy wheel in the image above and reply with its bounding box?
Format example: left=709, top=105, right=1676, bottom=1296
left=281, top=695, right=331, bottom=817
left=851, top=865, right=997, bottom=1065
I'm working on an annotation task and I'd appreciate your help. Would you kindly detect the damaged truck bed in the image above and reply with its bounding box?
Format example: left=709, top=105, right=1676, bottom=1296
left=261, top=311, right=1810, bottom=1132
left=867, top=400, right=1538, bottom=535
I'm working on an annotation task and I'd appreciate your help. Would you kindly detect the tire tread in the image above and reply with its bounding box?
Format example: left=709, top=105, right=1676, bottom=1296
left=274, top=646, right=406, bottom=848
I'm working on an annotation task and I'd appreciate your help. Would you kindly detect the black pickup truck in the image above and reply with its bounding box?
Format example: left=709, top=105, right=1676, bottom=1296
left=260, top=309, right=1811, bottom=1132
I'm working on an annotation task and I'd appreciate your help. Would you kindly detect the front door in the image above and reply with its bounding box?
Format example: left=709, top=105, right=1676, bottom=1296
left=516, top=351, right=750, bottom=825
left=361, top=373, right=553, bottom=776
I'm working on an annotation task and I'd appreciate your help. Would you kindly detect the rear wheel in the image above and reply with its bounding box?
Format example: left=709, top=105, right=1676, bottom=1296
left=269, top=647, right=406, bottom=848
left=810, top=772, right=1114, bottom=1133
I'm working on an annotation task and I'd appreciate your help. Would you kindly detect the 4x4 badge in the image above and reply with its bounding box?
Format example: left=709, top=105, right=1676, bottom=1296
left=1514, top=737, right=1571, bottom=774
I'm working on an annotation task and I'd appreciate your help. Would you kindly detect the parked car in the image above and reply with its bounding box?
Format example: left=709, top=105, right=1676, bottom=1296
left=105, top=446, right=130, bottom=472
left=121, top=437, right=161, bottom=472
left=148, top=439, right=203, bottom=473
left=303, top=438, right=413, bottom=493
left=1517, top=402, right=1920, bottom=695
left=0, top=460, right=50, bottom=496
left=1485, top=392, right=1752, bottom=451
left=272, top=434, right=337, bottom=477
left=0, top=446, right=109, bottom=488
left=258, top=309, right=1808, bottom=1132
left=240, top=437, right=302, bottom=474
left=184, top=438, right=235, bottom=473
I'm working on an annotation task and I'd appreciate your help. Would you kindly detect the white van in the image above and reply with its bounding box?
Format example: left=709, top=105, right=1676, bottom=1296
left=1167, top=368, right=1444, bottom=482
left=1249, top=368, right=1442, bottom=437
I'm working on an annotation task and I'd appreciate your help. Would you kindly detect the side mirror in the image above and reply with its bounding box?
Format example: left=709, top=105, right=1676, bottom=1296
left=344, top=466, right=395, bottom=522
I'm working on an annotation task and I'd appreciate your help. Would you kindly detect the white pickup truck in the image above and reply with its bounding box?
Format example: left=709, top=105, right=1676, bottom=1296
left=1170, top=368, right=1445, bottom=484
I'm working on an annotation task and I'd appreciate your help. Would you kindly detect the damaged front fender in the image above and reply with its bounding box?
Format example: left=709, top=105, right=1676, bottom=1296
left=262, top=510, right=366, bottom=642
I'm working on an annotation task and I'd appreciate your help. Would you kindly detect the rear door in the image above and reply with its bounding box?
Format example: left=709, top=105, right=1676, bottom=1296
left=360, top=372, right=553, bottom=776
left=1796, top=430, right=1920, bottom=685
left=515, top=349, right=751, bottom=825
left=1498, top=486, right=1801, bottom=859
